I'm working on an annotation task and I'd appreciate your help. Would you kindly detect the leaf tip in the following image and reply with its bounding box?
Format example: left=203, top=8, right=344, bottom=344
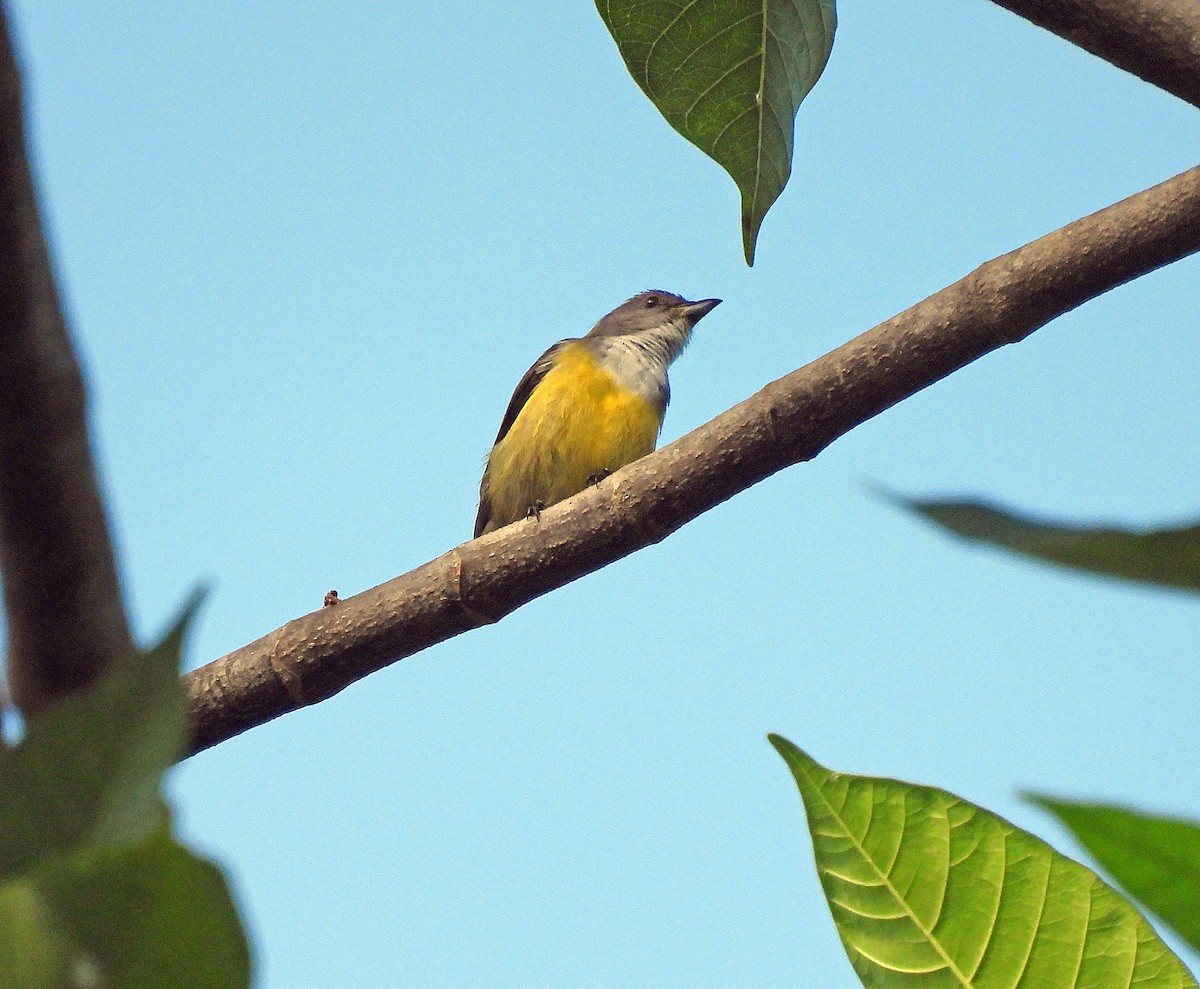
left=145, top=585, right=210, bottom=671
left=768, top=733, right=817, bottom=771
left=863, top=481, right=908, bottom=507
left=766, top=732, right=791, bottom=753
left=741, top=208, right=760, bottom=267
left=1022, top=791, right=1067, bottom=816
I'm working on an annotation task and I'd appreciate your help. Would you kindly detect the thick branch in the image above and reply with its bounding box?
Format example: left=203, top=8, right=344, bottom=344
left=989, top=0, right=1200, bottom=109
left=184, top=163, right=1200, bottom=756
left=0, top=5, right=133, bottom=713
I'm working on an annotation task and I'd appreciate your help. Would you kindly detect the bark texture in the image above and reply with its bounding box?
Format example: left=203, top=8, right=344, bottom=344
left=989, top=0, right=1200, bottom=109
left=0, top=6, right=133, bottom=713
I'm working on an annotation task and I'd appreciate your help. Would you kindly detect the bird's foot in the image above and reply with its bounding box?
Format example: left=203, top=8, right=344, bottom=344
left=586, top=468, right=612, bottom=487
left=525, top=500, right=546, bottom=522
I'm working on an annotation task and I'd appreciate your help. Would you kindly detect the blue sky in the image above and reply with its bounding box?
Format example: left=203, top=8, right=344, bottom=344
left=6, top=2, right=1199, bottom=986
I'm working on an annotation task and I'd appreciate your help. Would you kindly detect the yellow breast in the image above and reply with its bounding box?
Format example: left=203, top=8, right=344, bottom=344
left=482, top=342, right=664, bottom=531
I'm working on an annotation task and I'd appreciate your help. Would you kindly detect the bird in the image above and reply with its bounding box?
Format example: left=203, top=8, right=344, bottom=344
left=474, top=290, right=721, bottom=537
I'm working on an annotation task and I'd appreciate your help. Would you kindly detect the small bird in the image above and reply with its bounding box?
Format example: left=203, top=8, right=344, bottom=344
left=475, top=290, right=721, bottom=537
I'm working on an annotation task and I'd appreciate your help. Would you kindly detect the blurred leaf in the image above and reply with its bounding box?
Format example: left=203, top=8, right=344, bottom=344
left=769, top=736, right=1198, bottom=989
left=901, top=497, right=1200, bottom=593
left=1029, top=795, right=1200, bottom=954
left=0, top=828, right=250, bottom=989
left=0, top=589, right=204, bottom=877
left=597, top=0, right=836, bottom=264
left=0, top=882, right=72, bottom=989
left=0, top=589, right=249, bottom=987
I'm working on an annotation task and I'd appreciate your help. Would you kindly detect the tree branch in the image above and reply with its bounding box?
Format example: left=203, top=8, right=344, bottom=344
left=988, top=0, right=1200, bottom=109
left=0, top=4, right=133, bottom=714
left=183, top=163, right=1200, bottom=756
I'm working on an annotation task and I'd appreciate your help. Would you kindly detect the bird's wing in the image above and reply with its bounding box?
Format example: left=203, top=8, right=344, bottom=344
left=474, top=341, right=569, bottom=538
left=489, top=340, right=569, bottom=446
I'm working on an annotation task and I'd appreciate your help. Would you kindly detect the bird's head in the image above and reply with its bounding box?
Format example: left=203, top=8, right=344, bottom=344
left=586, top=291, right=722, bottom=339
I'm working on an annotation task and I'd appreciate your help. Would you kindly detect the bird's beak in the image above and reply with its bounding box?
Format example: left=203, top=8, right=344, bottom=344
left=678, top=298, right=722, bottom=325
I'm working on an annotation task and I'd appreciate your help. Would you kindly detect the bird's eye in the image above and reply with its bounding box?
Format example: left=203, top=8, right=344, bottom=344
left=644, top=296, right=658, bottom=308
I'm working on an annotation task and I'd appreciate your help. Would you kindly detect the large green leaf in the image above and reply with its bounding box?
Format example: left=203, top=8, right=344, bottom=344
left=0, top=591, right=203, bottom=877
left=902, top=498, right=1200, bottom=593
left=0, top=882, right=70, bottom=989
left=1029, top=796, right=1200, bottom=955
left=0, top=590, right=252, bottom=988
left=0, top=828, right=250, bottom=989
left=27, top=827, right=248, bottom=989
left=597, top=0, right=836, bottom=265
left=770, top=736, right=1197, bottom=989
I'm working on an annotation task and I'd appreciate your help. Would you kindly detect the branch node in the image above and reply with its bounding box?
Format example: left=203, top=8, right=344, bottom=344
left=761, top=389, right=784, bottom=448
left=267, top=634, right=308, bottom=707
left=450, top=548, right=499, bottom=626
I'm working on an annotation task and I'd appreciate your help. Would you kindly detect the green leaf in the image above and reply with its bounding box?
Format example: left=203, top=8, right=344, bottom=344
left=900, top=497, right=1200, bottom=593
left=1028, top=796, right=1200, bottom=955
left=0, top=589, right=250, bottom=987
left=597, top=0, right=836, bottom=265
left=769, top=736, right=1198, bottom=989
left=0, top=827, right=251, bottom=989
left=0, top=882, right=73, bottom=989
left=0, top=589, right=205, bottom=877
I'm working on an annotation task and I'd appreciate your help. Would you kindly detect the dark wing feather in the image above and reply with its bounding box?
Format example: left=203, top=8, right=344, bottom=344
left=489, top=341, right=568, bottom=446
left=474, top=341, right=569, bottom=538
left=473, top=489, right=492, bottom=539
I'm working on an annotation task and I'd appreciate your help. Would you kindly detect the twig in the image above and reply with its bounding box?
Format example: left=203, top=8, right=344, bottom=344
left=0, top=4, right=133, bottom=713
left=183, top=163, right=1200, bottom=755
left=988, top=0, right=1200, bottom=109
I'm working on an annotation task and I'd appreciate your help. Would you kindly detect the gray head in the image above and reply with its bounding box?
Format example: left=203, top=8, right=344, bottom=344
left=585, top=291, right=721, bottom=341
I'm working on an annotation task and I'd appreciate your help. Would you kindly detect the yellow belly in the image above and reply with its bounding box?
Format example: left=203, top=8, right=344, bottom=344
left=482, top=342, right=663, bottom=532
